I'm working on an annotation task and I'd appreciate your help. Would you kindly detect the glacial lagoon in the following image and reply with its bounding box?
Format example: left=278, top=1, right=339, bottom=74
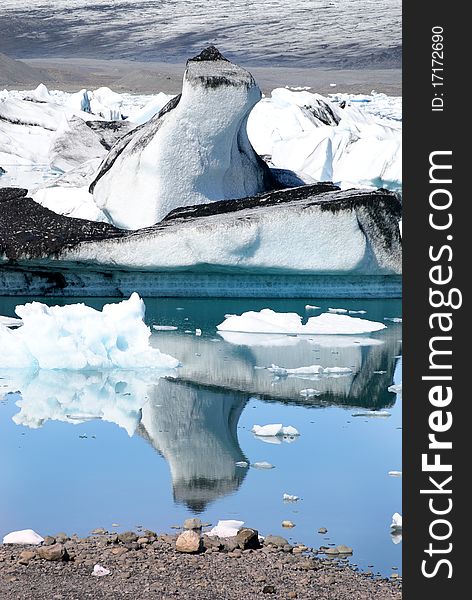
left=0, top=296, right=401, bottom=575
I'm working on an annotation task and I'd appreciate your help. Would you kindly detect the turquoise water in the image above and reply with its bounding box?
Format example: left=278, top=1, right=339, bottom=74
left=0, top=297, right=402, bottom=575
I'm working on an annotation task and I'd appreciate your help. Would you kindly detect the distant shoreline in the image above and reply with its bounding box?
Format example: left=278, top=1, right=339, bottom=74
left=5, top=56, right=401, bottom=95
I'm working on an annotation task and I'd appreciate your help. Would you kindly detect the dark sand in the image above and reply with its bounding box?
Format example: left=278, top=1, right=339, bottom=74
left=2, top=55, right=401, bottom=95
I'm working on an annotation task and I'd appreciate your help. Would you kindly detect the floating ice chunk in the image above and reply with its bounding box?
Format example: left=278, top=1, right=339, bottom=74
left=384, top=317, right=402, bottom=323
left=153, top=325, right=178, bottom=331
left=217, top=309, right=386, bottom=336
left=3, top=529, right=44, bottom=545
left=348, top=310, right=367, bottom=314
left=352, top=411, right=391, bottom=418
left=305, top=305, right=320, bottom=310
left=282, top=426, right=300, bottom=436
left=300, top=388, right=321, bottom=397
left=195, top=329, right=202, bottom=337
left=0, top=315, right=22, bottom=328
left=328, top=307, right=348, bottom=314
left=92, top=564, right=110, bottom=577
left=388, top=471, right=402, bottom=477
left=388, top=383, right=402, bottom=394
left=251, top=461, right=275, bottom=469
left=0, top=293, right=180, bottom=371
left=207, top=520, right=244, bottom=538
left=252, top=423, right=283, bottom=436
left=267, top=364, right=352, bottom=379
left=252, top=424, right=299, bottom=437
left=235, top=461, right=249, bottom=468
left=390, top=513, right=402, bottom=531
left=283, top=493, right=300, bottom=502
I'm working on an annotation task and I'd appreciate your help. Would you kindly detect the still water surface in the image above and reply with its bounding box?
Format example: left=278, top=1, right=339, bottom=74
left=0, top=296, right=401, bottom=575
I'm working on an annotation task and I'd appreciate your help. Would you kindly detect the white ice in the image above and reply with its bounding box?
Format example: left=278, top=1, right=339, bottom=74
left=247, top=88, right=402, bottom=191
left=217, top=309, right=386, bottom=335
left=352, top=411, right=391, bottom=418
left=207, top=519, right=244, bottom=538
left=283, top=493, right=299, bottom=502
left=3, top=529, right=44, bottom=545
left=0, top=293, right=179, bottom=371
left=267, top=364, right=352, bottom=378
left=390, top=512, right=402, bottom=531
left=92, top=564, right=111, bottom=577
left=251, top=424, right=300, bottom=437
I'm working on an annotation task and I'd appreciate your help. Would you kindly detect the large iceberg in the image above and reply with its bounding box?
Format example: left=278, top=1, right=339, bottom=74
left=90, top=46, right=274, bottom=229
left=0, top=293, right=179, bottom=371
left=248, top=88, right=401, bottom=190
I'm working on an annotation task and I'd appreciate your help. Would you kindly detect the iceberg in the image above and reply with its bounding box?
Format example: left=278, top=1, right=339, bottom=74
left=218, top=309, right=386, bottom=335
left=247, top=87, right=402, bottom=190
left=3, top=529, right=44, bottom=545
left=90, top=47, right=274, bottom=229
left=0, top=293, right=179, bottom=371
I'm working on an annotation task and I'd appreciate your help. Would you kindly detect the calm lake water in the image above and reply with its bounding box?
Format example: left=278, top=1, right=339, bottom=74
left=0, top=296, right=402, bottom=576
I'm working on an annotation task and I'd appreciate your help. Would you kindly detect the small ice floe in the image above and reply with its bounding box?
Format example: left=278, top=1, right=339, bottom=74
left=252, top=424, right=300, bottom=437
left=3, top=529, right=44, bottom=545
left=235, top=461, right=249, bottom=468
left=349, top=310, right=366, bottom=315
left=384, top=317, right=402, bottom=323
left=328, top=307, right=348, bottom=314
left=195, top=328, right=202, bottom=336
left=207, top=520, right=244, bottom=538
left=352, top=410, right=391, bottom=418
left=390, top=513, right=402, bottom=531
left=283, top=493, right=300, bottom=502
left=92, top=564, right=110, bottom=577
left=251, top=461, right=275, bottom=469
left=388, top=383, right=402, bottom=394
left=299, top=388, right=321, bottom=397
left=329, top=83, right=337, bottom=87
left=373, top=370, right=387, bottom=374
left=0, top=316, right=23, bottom=328
left=305, top=304, right=320, bottom=311
left=152, top=325, right=178, bottom=331
left=388, top=471, right=402, bottom=477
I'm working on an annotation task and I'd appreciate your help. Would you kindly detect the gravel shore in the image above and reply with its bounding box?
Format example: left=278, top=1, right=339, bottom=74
left=0, top=529, right=401, bottom=600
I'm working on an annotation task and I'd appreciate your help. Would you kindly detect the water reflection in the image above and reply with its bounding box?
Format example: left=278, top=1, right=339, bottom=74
left=138, top=379, right=248, bottom=512
left=152, top=326, right=401, bottom=409
left=1, top=325, right=400, bottom=510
